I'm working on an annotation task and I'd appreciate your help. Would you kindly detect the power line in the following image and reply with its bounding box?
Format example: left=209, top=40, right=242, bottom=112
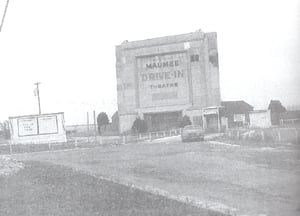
left=0, top=0, right=9, bottom=32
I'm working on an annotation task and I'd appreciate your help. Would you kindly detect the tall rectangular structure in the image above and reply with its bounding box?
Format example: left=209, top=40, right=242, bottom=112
left=116, top=31, right=221, bottom=133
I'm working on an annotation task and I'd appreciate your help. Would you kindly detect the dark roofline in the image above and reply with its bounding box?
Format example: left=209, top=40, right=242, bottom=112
left=221, top=101, right=254, bottom=114
left=221, top=100, right=254, bottom=109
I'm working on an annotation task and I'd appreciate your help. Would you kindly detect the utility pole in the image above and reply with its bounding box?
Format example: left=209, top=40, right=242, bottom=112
left=0, top=0, right=10, bottom=32
left=34, top=82, right=41, bottom=115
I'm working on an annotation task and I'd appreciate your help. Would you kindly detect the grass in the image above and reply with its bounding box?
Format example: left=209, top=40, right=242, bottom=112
left=0, top=161, right=224, bottom=216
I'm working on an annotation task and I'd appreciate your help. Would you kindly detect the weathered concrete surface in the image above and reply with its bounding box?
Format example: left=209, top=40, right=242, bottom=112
left=14, top=137, right=300, bottom=216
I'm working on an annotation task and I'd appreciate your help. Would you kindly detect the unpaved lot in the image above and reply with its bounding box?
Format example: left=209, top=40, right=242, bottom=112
left=13, top=137, right=300, bottom=216
left=1, top=161, right=217, bottom=216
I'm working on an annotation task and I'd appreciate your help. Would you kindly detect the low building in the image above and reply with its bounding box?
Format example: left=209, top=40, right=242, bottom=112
left=280, top=110, right=300, bottom=126
left=221, top=101, right=254, bottom=128
left=111, top=111, right=119, bottom=132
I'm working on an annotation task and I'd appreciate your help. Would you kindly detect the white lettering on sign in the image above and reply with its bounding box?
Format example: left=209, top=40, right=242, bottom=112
left=150, top=83, right=178, bottom=89
left=141, top=70, right=184, bottom=82
left=145, top=60, right=179, bottom=69
left=137, top=52, right=189, bottom=107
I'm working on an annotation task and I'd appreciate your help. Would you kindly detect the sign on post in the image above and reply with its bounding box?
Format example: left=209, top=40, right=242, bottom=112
left=9, top=112, right=67, bottom=145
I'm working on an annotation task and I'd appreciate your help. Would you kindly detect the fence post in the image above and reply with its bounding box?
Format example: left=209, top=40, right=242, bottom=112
left=75, top=138, right=78, bottom=148
left=278, top=129, right=281, bottom=142
left=93, top=111, right=97, bottom=144
left=48, top=142, right=51, bottom=150
left=9, top=140, right=12, bottom=154
left=87, top=112, right=90, bottom=144
left=149, top=132, right=152, bottom=141
left=122, top=135, right=126, bottom=144
left=261, top=130, right=265, bottom=141
left=139, top=133, right=142, bottom=140
left=295, top=129, right=298, bottom=144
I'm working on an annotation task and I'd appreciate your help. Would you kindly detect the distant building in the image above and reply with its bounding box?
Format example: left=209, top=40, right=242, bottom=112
left=202, top=101, right=254, bottom=132
left=116, top=31, right=221, bottom=133
left=111, top=111, right=119, bottom=132
left=280, top=110, right=300, bottom=126
left=221, top=100, right=254, bottom=128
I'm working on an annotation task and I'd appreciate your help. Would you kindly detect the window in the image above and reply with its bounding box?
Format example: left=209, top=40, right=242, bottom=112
left=190, top=54, right=199, bottom=62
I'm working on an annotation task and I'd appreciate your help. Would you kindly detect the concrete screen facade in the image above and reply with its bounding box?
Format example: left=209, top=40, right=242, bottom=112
left=116, top=31, right=221, bottom=133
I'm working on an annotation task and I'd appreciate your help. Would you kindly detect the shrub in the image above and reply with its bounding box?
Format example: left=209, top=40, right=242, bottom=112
left=0, top=121, right=10, bottom=139
left=178, top=115, right=192, bottom=128
left=131, top=117, right=148, bottom=134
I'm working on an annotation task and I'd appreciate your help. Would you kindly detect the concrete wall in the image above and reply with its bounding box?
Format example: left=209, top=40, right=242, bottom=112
left=9, top=113, right=67, bottom=144
left=116, top=31, right=221, bottom=133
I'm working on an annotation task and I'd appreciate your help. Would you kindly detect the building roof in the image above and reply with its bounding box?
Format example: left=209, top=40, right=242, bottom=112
left=221, top=101, right=254, bottom=114
left=249, top=110, right=269, bottom=113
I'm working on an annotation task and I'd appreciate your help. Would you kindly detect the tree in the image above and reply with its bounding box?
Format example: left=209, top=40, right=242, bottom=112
left=97, top=112, right=109, bottom=135
left=178, top=115, right=192, bottom=128
left=131, top=117, right=148, bottom=134
left=0, top=120, right=10, bottom=139
left=268, top=100, right=286, bottom=125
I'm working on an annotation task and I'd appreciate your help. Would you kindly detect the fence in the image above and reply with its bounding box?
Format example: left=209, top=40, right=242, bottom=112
left=0, top=128, right=183, bottom=155
left=226, top=127, right=300, bottom=144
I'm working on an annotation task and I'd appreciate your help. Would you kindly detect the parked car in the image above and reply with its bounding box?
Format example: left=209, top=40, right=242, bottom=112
left=181, top=125, right=204, bottom=142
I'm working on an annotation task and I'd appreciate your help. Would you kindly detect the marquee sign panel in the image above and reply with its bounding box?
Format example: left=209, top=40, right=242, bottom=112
left=136, top=52, right=189, bottom=108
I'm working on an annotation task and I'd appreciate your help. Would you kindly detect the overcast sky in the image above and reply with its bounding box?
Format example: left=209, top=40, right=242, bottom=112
left=0, top=0, right=299, bottom=124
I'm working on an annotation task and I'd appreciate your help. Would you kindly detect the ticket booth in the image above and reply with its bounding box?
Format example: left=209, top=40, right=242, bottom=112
left=202, top=107, right=221, bottom=133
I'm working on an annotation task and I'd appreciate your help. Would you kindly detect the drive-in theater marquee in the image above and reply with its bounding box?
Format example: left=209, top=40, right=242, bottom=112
left=136, top=52, right=189, bottom=107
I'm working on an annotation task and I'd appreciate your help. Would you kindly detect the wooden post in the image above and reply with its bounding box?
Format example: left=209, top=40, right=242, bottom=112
left=278, top=129, right=281, bottom=142
left=9, top=140, right=12, bottom=154
left=217, top=107, right=221, bottom=133
left=122, top=135, right=126, bottom=144
left=75, top=138, right=78, bottom=148
left=93, top=111, right=97, bottom=144
left=261, top=130, right=265, bottom=141
left=87, top=112, right=90, bottom=144
left=149, top=132, right=152, bottom=141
